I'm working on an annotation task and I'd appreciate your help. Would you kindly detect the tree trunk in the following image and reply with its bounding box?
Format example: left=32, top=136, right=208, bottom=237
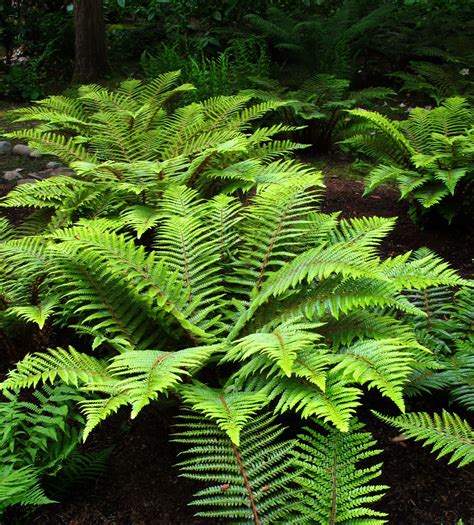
left=72, top=0, right=109, bottom=83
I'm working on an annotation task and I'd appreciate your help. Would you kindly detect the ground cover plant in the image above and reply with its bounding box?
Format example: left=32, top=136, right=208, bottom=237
left=1, top=1, right=473, bottom=523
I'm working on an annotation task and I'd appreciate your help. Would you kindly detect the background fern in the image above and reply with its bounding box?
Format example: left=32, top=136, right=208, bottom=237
left=343, top=97, right=474, bottom=222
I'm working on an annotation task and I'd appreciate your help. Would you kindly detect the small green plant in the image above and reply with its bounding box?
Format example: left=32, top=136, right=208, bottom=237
left=342, top=97, right=474, bottom=223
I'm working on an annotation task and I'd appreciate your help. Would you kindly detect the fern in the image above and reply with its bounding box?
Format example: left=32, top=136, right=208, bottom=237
left=1, top=94, right=470, bottom=520
left=375, top=410, right=474, bottom=467
left=3, top=73, right=310, bottom=235
left=343, top=98, right=474, bottom=222
left=401, top=278, right=474, bottom=411
left=245, top=74, right=394, bottom=151
left=2, top=183, right=466, bottom=443
left=0, top=384, right=107, bottom=514
left=295, top=420, right=388, bottom=524
left=175, top=412, right=300, bottom=523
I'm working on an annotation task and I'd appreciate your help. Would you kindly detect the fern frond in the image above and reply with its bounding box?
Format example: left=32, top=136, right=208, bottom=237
left=295, top=420, right=388, bottom=524
left=375, top=410, right=474, bottom=467
left=1, top=347, right=109, bottom=390
left=175, top=412, right=300, bottom=523
left=9, top=295, right=59, bottom=329
left=105, top=345, right=219, bottom=417
left=331, top=338, right=417, bottom=411
left=179, top=382, right=268, bottom=445
left=0, top=466, right=53, bottom=511
left=227, top=319, right=322, bottom=377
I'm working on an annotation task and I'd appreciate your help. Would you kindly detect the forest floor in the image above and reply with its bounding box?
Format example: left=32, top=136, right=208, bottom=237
left=0, top=146, right=473, bottom=524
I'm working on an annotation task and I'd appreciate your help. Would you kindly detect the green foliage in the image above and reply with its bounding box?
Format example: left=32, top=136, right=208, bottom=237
left=0, top=384, right=107, bottom=514
left=375, top=410, right=474, bottom=467
left=2, top=73, right=310, bottom=235
left=2, top=2, right=474, bottom=519
left=295, top=420, right=388, bottom=524
left=0, top=3, right=73, bottom=100
left=391, top=56, right=474, bottom=105
left=141, top=39, right=270, bottom=101
left=175, top=412, right=300, bottom=523
left=175, top=411, right=388, bottom=524
left=0, top=57, right=46, bottom=101
left=245, top=2, right=396, bottom=79
left=0, top=169, right=468, bottom=524
left=343, top=97, right=474, bottom=222
left=401, top=272, right=474, bottom=412
left=1, top=182, right=466, bottom=443
left=245, top=74, right=394, bottom=151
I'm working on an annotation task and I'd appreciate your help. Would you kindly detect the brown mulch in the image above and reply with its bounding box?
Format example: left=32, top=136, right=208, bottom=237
left=322, top=175, right=473, bottom=277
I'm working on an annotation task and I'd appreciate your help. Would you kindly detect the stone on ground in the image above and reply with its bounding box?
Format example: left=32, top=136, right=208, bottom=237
left=16, top=177, right=38, bottom=185
left=12, top=144, right=32, bottom=156
left=0, top=141, right=12, bottom=154
left=3, top=169, right=23, bottom=181
left=46, top=161, right=64, bottom=169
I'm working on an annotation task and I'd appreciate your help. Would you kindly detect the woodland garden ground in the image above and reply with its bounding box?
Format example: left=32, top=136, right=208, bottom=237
left=0, top=149, right=472, bottom=525
left=1, top=3, right=474, bottom=523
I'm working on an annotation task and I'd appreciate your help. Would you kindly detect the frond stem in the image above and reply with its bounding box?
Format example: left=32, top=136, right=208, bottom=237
left=232, top=442, right=261, bottom=525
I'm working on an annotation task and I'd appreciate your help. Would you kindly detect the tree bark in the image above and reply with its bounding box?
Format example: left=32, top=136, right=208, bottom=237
left=72, top=0, right=109, bottom=83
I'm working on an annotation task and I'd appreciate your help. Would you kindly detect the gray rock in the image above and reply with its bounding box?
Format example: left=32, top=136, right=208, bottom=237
left=12, top=144, right=32, bottom=156
left=53, top=168, right=75, bottom=177
left=0, top=141, right=12, bottom=154
left=29, top=149, right=42, bottom=159
left=46, top=161, right=64, bottom=169
left=32, top=170, right=54, bottom=180
left=16, top=177, right=38, bottom=185
left=3, top=169, right=23, bottom=181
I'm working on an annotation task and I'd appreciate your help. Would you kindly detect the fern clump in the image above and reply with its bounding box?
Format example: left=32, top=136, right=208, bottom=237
left=1, top=182, right=466, bottom=442
left=0, top=384, right=108, bottom=514
left=343, top=97, right=474, bottom=222
left=244, top=74, right=394, bottom=151
left=391, top=47, right=474, bottom=104
left=0, top=73, right=471, bottom=521
left=1, top=71, right=314, bottom=236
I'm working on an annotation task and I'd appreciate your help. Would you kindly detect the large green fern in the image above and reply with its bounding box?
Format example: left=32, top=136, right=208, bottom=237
left=1, top=183, right=466, bottom=442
